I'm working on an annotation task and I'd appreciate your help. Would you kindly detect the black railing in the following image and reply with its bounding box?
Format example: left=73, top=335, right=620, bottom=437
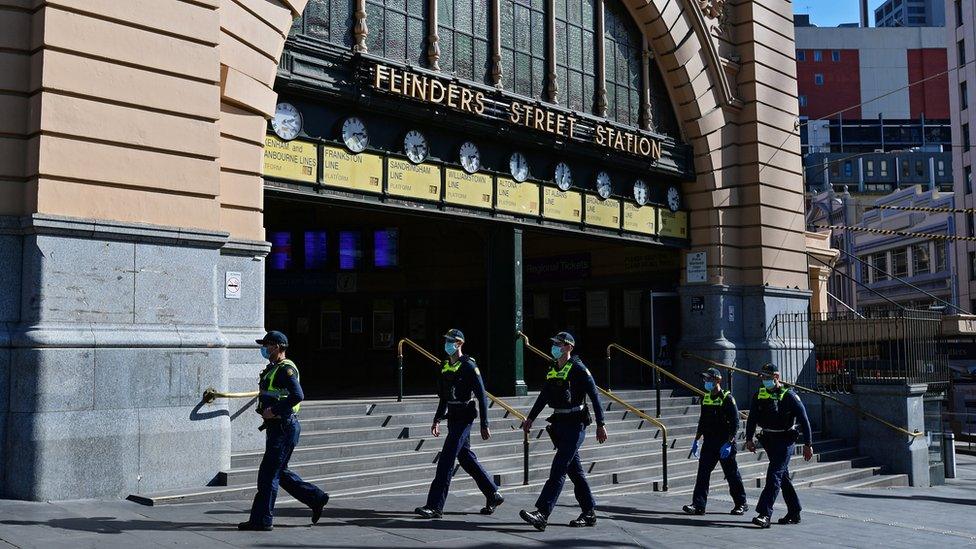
left=771, top=309, right=949, bottom=393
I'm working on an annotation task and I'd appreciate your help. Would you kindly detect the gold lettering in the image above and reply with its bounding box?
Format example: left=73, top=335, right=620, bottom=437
left=430, top=80, right=445, bottom=103
left=474, top=91, right=486, bottom=114
left=447, top=83, right=459, bottom=108
left=415, top=75, right=428, bottom=101
left=510, top=102, right=522, bottom=124
left=533, top=107, right=545, bottom=130
left=652, top=139, right=662, bottom=160
left=460, top=88, right=473, bottom=112
left=613, top=129, right=624, bottom=150
left=595, top=125, right=606, bottom=146
left=374, top=65, right=389, bottom=89
left=555, top=116, right=565, bottom=136
left=545, top=111, right=555, bottom=134
left=567, top=116, right=576, bottom=138
left=638, top=137, right=651, bottom=156
left=389, top=69, right=401, bottom=93
left=626, top=132, right=634, bottom=154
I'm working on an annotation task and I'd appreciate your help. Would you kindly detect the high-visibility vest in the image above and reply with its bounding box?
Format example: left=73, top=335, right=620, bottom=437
left=757, top=387, right=788, bottom=401
left=262, top=359, right=301, bottom=414
left=442, top=360, right=461, bottom=374
left=702, top=390, right=730, bottom=406
left=547, top=363, right=572, bottom=381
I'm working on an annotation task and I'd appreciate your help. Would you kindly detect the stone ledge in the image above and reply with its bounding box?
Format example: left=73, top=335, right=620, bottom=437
left=10, top=323, right=227, bottom=349
left=18, top=214, right=230, bottom=248
left=221, top=237, right=271, bottom=257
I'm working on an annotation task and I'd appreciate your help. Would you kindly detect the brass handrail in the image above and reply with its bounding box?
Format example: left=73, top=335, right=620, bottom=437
left=517, top=331, right=670, bottom=491
left=202, top=388, right=258, bottom=404
left=682, top=351, right=923, bottom=439
left=397, top=337, right=531, bottom=484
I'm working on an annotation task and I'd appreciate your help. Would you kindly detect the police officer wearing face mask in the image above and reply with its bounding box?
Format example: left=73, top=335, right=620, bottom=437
left=745, top=363, right=813, bottom=529
left=239, top=331, right=329, bottom=531
left=519, top=332, right=608, bottom=532
left=682, top=367, right=748, bottom=516
left=415, top=329, right=504, bottom=519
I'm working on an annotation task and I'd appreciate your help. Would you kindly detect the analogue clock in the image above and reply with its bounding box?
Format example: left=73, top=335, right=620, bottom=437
left=459, top=141, right=480, bottom=174
left=341, top=116, right=368, bottom=153
left=554, top=162, right=572, bottom=191
left=271, top=102, right=302, bottom=141
left=509, top=152, right=529, bottom=182
left=404, top=130, right=429, bottom=164
left=667, top=186, right=681, bottom=212
left=633, top=179, right=649, bottom=206
left=595, top=171, right=612, bottom=199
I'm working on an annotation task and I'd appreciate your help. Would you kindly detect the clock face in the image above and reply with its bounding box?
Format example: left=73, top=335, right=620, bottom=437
left=595, top=171, right=612, bottom=199
left=510, top=152, right=529, bottom=182
left=554, top=162, right=572, bottom=191
left=404, top=130, right=428, bottom=164
left=341, top=116, right=368, bottom=153
left=667, top=186, right=681, bottom=211
left=459, top=141, right=480, bottom=173
left=272, top=102, right=302, bottom=141
left=633, top=179, right=649, bottom=206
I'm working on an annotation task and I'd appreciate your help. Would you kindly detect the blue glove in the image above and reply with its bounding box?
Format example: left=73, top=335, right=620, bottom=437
left=690, top=439, right=700, bottom=458
left=720, top=442, right=733, bottom=459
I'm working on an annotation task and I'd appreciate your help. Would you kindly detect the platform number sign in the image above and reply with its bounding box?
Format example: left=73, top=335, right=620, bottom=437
left=225, top=271, right=242, bottom=300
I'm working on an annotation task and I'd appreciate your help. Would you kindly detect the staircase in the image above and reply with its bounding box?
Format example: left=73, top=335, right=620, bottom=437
left=129, top=389, right=906, bottom=505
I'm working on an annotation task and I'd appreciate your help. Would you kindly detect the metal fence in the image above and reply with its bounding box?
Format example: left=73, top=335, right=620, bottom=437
left=771, top=309, right=950, bottom=393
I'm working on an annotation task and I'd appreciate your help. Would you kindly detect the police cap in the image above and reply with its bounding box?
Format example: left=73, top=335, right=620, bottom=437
left=700, top=367, right=722, bottom=380
left=550, top=331, right=576, bottom=346
left=256, top=330, right=288, bottom=346
left=759, top=363, right=780, bottom=376
left=443, top=328, right=465, bottom=342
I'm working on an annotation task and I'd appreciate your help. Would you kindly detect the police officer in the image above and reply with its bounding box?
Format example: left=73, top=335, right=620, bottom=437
left=414, top=329, right=504, bottom=519
left=519, top=332, right=608, bottom=532
left=238, top=331, right=329, bottom=531
left=745, top=363, right=813, bottom=528
left=682, top=367, right=748, bottom=516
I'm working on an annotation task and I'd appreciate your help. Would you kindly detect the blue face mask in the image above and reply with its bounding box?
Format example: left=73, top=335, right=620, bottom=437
left=703, top=381, right=715, bottom=392
left=444, top=342, right=458, bottom=356
left=550, top=345, right=563, bottom=360
left=260, top=347, right=271, bottom=360
left=762, top=379, right=776, bottom=390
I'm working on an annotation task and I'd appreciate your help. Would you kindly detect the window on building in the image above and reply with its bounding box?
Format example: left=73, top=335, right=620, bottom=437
left=873, top=253, right=889, bottom=282
left=269, top=231, right=293, bottom=271
left=959, top=40, right=967, bottom=66
left=965, top=123, right=971, bottom=152
left=967, top=165, right=973, bottom=193
left=957, top=0, right=964, bottom=28
left=554, top=0, right=597, bottom=113
left=912, top=243, right=930, bottom=275
left=304, top=230, right=329, bottom=270
left=814, top=73, right=824, bottom=85
left=969, top=214, right=975, bottom=237
left=338, top=230, right=363, bottom=270
left=501, top=0, right=546, bottom=99
left=831, top=162, right=840, bottom=177
left=860, top=255, right=871, bottom=284
left=295, top=0, right=356, bottom=47
left=604, top=0, right=643, bottom=126
left=892, top=248, right=908, bottom=278
left=880, top=160, right=889, bottom=177
left=373, top=229, right=399, bottom=267
left=901, top=159, right=910, bottom=178
left=813, top=50, right=823, bottom=62
left=963, top=81, right=969, bottom=110
left=866, top=160, right=875, bottom=177
left=936, top=242, right=947, bottom=272
left=831, top=50, right=840, bottom=62
left=438, top=0, right=491, bottom=83
left=915, top=160, right=924, bottom=177
left=797, top=50, right=805, bottom=61
left=970, top=251, right=976, bottom=279
left=366, top=0, right=428, bottom=64
left=937, top=160, right=946, bottom=177
left=799, top=95, right=807, bottom=108
left=843, top=160, right=853, bottom=177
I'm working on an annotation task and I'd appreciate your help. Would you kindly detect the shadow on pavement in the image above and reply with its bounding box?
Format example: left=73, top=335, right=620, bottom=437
left=836, top=492, right=976, bottom=507
left=0, top=516, right=239, bottom=534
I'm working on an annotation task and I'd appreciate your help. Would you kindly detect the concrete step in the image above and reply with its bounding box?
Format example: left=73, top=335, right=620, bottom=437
left=836, top=473, right=910, bottom=489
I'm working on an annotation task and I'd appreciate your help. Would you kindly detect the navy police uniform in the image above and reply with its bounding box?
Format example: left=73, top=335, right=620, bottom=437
left=690, top=385, right=747, bottom=511
left=245, top=331, right=328, bottom=529
left=419, top=329, right=500, bottom=517
left=745, top=366, right=812, bottom=524
left=526, top=341, right=605, bottom=522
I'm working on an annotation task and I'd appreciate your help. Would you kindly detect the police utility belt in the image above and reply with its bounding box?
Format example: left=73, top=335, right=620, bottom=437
left=547, top=403, right=592, bottom=425
left=447, top=399, right=474, bottom=406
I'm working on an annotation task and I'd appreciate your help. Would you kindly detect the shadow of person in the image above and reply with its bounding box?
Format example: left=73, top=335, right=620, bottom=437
left=0, top=516, right=239, bottom=535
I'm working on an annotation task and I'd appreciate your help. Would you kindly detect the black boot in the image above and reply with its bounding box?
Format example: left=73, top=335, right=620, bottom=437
left=311, top=493, right=330, bottom=524
left=481, top=492, right=505, bottom=515
left=730, top=503, right=749, bottom=516
left=777, top=513, right=801, bottom=525
left=569, top=511, right=597, bottom=527
left=237, top=521, right=273, bottom=531
left=682, top=505, right=705, bottom=515
left=414, top=506, right=443, bottom=519
left=519, top=509, right=548, bottom=531
left=752, top=515, right=772, bottom=528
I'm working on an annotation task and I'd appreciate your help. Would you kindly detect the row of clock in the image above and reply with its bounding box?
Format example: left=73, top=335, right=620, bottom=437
left=272, top=102, right=682, bottom=211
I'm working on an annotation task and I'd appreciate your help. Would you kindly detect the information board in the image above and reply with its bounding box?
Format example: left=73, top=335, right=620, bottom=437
left=658, top=210, right=688, bottom=238
left=387, top=158, right=441, bottom=201
left=496, top=177, right=540, bottom=216
left=320, top=145, right=383, bottom=193
left=445, top=169, right=493, bottom=209
left=584, top=195, right=621, bottom=229
left=623, top=203, right=657, bottom=235
left=542, top=187, right=582, bottom=223
left=263, top=136, right=317, bottom=183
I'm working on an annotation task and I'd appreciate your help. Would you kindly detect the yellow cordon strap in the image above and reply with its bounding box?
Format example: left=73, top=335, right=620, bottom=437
left=757, top=387, right=787, bottom=401
left=814, top=224, right=976, bottom=242
left=702, top=390, right=730, bottom=406
left=547, top=363, right=572, bottom=381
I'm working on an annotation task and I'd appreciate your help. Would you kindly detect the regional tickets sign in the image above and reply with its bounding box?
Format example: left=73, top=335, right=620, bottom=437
left=264, top=136, right=317, bottom=183
left=623, top=203, right=656, bottom=235
left=387, top=158, right=441, bottom=201
left=542, top=187, right=582, bottom=223
left=320, top=146, right=383, bottom=193
left=658, top=210, right=688, bottom=238
left=585, top=195, right=620, bottom=229
left=496, top=177, right=540, bottom=216
left=445, top=169, right=493, bottom=209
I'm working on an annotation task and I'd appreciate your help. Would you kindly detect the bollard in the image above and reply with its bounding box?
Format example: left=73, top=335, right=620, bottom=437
left=944, top=431, right=957, bottom=479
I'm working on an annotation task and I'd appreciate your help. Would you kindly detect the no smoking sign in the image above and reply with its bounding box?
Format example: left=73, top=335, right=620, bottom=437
left=225, top=271, right=242, bottom=299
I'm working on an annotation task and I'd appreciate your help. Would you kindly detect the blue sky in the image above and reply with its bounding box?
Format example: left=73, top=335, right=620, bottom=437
left=794, top=0, right=881, bottom=27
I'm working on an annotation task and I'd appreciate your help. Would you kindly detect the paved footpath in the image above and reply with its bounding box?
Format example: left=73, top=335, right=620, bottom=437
left=2, top=454, right=975, bottom=548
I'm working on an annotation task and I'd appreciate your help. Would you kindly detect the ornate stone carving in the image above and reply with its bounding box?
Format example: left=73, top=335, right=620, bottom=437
left=353, top=0, right=368, bottom=53
left=698, top=0, right=729, bottom=37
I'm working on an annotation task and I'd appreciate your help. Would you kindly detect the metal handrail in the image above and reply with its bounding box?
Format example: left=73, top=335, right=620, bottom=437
left=517, top=332, right=670, bottom=491
left=682, top=351, right=924, bottom=439
left=607, top=343, right=704, bottom=418
left=202, top=388, right=258, bottom=404
left=397, top=338, right=531, bottom=485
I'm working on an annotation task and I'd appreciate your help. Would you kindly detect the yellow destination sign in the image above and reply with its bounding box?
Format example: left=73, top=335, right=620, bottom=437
left=320, top=146, right=383, bottom=193
left=623, top=203, right=657, bottom=235
left=263, top=136, right=317, bottom=183
left=658, top=210, right=688, bottom=238
left=445, top=169, right=493, bottom=209
left=585, top=195, right=620, bottom=229
left=496, top=177, right=540, bottom=216
left=387, top=158, right=441, bottom=201
left=542, top=187, right=582, bottom=223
